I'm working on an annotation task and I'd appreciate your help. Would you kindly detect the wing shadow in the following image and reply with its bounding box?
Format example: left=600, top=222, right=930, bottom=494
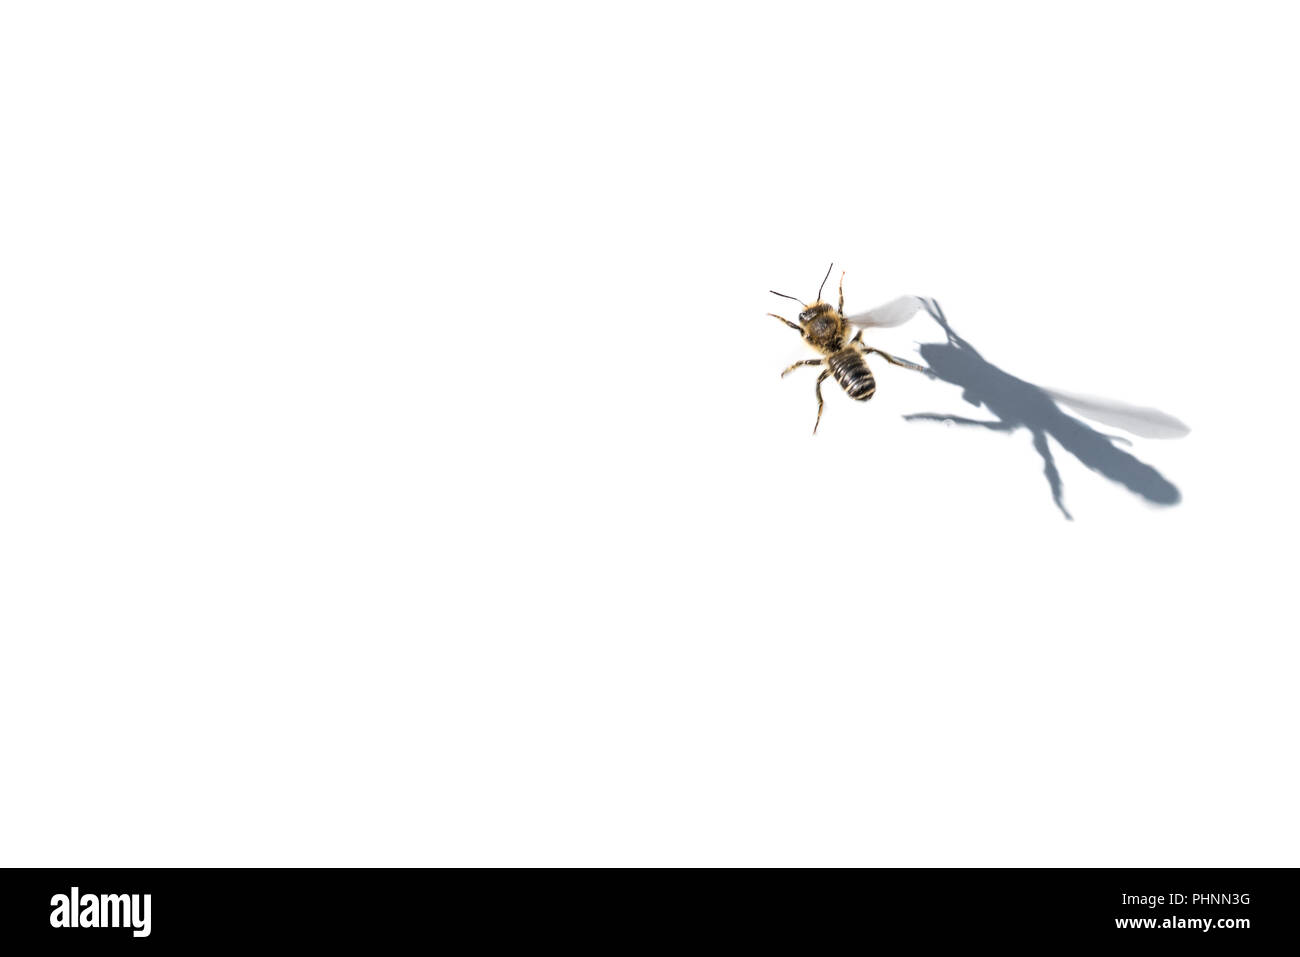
left=905, top=300, right=1183, bottom=520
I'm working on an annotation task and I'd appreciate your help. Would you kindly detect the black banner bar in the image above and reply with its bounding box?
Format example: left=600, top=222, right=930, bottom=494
left=1, top=868, right=1293, bottom=947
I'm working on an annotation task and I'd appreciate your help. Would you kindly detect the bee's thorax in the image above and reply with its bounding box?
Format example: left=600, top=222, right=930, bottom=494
left=800, top=301, right=847, bottom=354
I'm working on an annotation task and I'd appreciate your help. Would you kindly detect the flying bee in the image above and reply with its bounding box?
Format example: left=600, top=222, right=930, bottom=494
left=768, top=263, right=929, bottom=433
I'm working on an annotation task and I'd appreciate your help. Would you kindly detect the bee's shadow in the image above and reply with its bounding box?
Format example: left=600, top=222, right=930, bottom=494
left=905, top=300, right=1184, bottom=520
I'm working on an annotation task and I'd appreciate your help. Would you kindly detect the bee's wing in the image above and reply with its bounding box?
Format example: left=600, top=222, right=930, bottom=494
left=1043, top=388, right=1190, bottom=439
left=845, top=295, right=926, bottom=329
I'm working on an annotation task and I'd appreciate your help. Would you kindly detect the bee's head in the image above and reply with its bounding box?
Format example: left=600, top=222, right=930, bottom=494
left=769, top=263, right=843, bottom=345
left=799, top=301, right=839, bottom=338
left=771, top=263, right=838, bottom=323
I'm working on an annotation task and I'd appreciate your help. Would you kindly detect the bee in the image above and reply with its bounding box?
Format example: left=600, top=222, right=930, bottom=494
left=768, top=263, right=928, bottom=433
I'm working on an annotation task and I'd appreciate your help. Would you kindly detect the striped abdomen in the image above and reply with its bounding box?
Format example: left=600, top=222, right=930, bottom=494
left=827, top=348, right=875, bottom=401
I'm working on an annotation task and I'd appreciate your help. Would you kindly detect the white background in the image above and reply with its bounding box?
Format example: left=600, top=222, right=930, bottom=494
left=1, top=2, right=1296, bottom=866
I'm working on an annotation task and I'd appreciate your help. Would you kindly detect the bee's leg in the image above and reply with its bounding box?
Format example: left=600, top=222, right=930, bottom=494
left=813, top=369, right=831, bottom=434
left=780, top=358, right=823, bottom=378
left=860, top=345, right=926, bottom=373
left=850, top=329, right=863, bottom=345
left=767, top=312, right=803, bottom=334
left=838, top=271, right=846, bottom=314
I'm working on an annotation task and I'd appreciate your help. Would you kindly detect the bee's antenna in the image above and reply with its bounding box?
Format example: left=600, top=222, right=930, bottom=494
left=769, top=290, right=807, bottom=307
left=816, top=262, right=834, bottom=303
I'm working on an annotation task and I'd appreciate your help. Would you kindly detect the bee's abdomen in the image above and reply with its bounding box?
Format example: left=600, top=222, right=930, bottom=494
left=827, top=349, right=876, bottom=401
